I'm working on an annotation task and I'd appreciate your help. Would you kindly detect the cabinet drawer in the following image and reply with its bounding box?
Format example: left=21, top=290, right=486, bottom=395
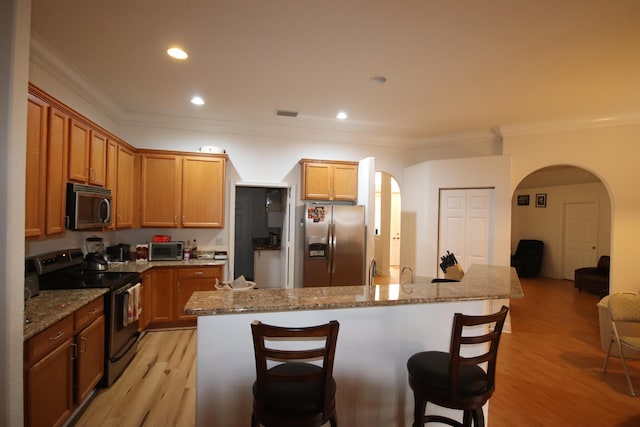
left=177, top=266, right=221, bottom=279
left=25, top=315, right=74, bottom=365
left=75, top=297, right=104, bottom=331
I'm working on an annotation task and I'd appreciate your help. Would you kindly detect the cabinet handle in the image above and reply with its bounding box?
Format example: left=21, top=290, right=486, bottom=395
left=88, top=308, right=99, bottom=315
left=194, top=271, right=204, bottom=275
left=80, top=336, right=87, bottom=353
left=49, top=331, right=65, bottom=341
left=71, top=342, right=78, bottom=360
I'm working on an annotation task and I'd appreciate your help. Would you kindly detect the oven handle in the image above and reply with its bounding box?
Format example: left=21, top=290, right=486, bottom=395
left=114, top=280, right=141, bottom=296
left=110, top=331, right=141, bottom=362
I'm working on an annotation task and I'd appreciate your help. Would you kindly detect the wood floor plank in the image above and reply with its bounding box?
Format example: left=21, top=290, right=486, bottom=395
left=72, top=278, right=640, bottom=427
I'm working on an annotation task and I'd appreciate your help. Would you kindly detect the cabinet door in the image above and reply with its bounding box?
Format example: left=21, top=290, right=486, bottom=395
left=175, top=266, right=222, bottom=320
left=105, top=140, right=118, bottom=230
left=332, top=163, right=358, bottom=201
left=76, top=315, right=105, bottom=403
left=46, top=107, right=69, bottom=236
left=303, top=162, right=332, bottom=200
left=116, top=145, right=135, bottom=228
left=141, top=153, right=181, bottom=227
left=89, top=131, right=107, bottom=186
left=139, top=271, right=152, bottom=331
left=150, top=268, right=176, bottom=323
left=68, top=119, right=90, bottom=183
left=25, top=95, right=48, bottom=237
left=181, top=156, right=225, bottom=228
left=25, top=339, right=74, bottom=427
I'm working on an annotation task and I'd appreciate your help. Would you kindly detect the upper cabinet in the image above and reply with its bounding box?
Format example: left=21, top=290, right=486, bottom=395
left=300, top=159, right=358, bottom=202
left=25, top=90, right=69, bottom=239
left=25, top=95, right=48, bottom=237
left=68, top=118, right=106, bottom=186
left=182, top=156, right=225, bottom=228
left=106, top=139, right=138, bottom=230
left=140, top=151, right=226, bottom=228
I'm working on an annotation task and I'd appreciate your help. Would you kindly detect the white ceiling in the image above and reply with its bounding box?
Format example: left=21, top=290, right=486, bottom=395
left=30, top=0, right=640, bottom=145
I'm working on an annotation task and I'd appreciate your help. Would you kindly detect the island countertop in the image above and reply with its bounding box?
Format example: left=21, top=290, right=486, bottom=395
left=185, top=264, right=522, bottom=316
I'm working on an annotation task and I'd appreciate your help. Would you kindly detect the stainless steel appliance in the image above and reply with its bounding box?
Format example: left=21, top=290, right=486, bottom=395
left=149, top=241, right=184, bottom=261
left=66, top=183, right=112, bottom=230
left=27, top=248, right=141, bottom=386
left=303, top=203, right=366, bottom=287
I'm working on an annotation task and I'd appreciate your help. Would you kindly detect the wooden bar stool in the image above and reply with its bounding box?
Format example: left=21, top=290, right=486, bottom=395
left=407, top=306, right=509, bottom=427
left=250, top=320, right=340, bottom=427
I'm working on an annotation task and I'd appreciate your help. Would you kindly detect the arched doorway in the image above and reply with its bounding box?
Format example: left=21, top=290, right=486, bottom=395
left=511, top=165, right=611, bottom=286
left=374, top=171, right=401, bottom=282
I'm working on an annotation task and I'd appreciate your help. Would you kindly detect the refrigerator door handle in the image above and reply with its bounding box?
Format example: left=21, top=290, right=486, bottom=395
left=327, top=223, right=333, bottom=274
left=330, top=223, right=336, bottom=274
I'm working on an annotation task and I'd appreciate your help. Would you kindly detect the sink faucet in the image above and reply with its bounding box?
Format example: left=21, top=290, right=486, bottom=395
left=369, top=259, right=377, bottom=289
left=400, top=266, right=414, bottom=284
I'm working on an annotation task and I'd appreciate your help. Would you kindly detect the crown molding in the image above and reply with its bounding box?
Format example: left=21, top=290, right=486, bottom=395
left=499, top=112, right=640, bottom=137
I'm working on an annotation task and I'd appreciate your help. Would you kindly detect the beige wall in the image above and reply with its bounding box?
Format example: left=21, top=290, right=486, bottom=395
left=504, top=124, right=640, bottom=293
left=511, top=182, right=611, bottom=279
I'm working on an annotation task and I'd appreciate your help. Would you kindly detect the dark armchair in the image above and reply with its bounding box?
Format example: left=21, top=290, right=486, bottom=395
left=510, top=239, right=544, bottom=277
left=574, top=256, right=610, bottom=296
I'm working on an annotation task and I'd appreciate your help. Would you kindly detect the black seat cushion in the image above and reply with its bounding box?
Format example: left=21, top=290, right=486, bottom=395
left=407, top=351, right=489, bottom=396
left=253, top=362, right=336, bottom=415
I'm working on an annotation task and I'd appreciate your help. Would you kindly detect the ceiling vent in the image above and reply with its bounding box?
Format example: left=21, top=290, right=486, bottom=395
left=275, top=109, right=299, bottom=118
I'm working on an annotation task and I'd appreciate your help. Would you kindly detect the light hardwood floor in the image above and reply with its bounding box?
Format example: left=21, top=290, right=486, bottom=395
left=73, top=277, right=640, bottom=426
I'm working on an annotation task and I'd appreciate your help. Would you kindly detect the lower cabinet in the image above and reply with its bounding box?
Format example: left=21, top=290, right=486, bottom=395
left=146, top=265, right=223, bottom=327
left=24, top=296, right=105, bottom=427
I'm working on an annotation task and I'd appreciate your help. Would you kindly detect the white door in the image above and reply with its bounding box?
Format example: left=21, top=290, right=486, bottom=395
left=438, top=189, right=493, bottom=274
left=563, top=202, right=599, bottom=280
left=390, top=191, right=401, bottom=266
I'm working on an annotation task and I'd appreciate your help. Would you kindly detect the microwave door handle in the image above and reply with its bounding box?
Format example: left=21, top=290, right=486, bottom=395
left=99, top=198, right=111, bottom=224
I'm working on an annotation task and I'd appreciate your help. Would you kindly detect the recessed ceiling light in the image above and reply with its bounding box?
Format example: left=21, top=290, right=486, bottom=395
left=190, top=96, right=205, bottom=106
left=167, top=47, right=188, bottom=60
left=336, top=111, right=348, bottom=120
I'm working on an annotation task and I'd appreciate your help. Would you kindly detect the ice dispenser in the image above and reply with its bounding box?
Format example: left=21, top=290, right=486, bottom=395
left=308, top=236, right=327, bottom=258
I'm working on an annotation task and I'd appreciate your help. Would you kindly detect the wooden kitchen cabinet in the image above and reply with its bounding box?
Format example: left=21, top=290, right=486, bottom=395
left=25, top=92, right=69, bottom=238
left=105, top=140, right=118, bottom=231
left=45, top=107, right=69, bottom=236
left=139, top=271, right=153, bottom=331
left=24, top=297, right=105, bottom=427
left=149, top=267, right=176, bottom=323
left=141, top=153, right=181, bottom=227
left=115, top=145, right=136, bottom=228
left=182, top=156, right=226, bottom=228
left=68, top=118, right=91, bottom=183
left=300, top=159, right=358, bottom=201
left=89, top=130, right=107, bottom=186
left=68, top=118, right=106, bottom=186
left=140, top=150, right=226, bottom=228
left=75, top=315, right=105, bottom=404
left=24, top=315, right=74, bottom=427
left=25, top=94, right=48, bottom=237
left=175, top=266, right=222, bottom=321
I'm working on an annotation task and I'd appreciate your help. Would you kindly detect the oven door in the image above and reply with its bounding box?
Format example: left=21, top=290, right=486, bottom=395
left=111, top=280, right=141, bottom=359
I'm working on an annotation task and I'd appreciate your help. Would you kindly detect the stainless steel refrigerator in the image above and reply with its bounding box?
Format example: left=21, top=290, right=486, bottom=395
left=303, top=203, right=365, bottom=287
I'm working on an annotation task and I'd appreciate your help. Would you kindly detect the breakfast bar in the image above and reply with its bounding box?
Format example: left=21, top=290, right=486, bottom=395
left=185, top=265, right=522, bottom=427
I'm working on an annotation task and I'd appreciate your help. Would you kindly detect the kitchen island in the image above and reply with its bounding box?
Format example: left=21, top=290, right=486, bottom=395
left=185, top=265, right=522, bottom=427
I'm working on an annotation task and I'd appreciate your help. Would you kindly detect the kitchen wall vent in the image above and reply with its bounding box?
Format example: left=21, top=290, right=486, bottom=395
left=275, top=109, right=298, bottom=118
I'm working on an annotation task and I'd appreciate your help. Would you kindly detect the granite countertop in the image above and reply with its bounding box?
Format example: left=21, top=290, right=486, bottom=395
left=185, top=264, right=523, bottom=316
left=24, top=288, right=109, bottom=341
left=24, top=261, right=225, bottom=341
left=105, top=259, right=226, bottom=273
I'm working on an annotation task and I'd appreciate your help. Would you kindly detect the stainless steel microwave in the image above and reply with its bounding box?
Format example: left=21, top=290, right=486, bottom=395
left=66, top=183, right=112, bottom=230
left=149, top=242, right=184, bottom=261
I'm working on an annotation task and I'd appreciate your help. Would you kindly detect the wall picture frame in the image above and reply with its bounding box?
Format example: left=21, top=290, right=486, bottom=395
left=517, top=195, right=530, bottom=206
left=535, top=193, right=547, bottom=208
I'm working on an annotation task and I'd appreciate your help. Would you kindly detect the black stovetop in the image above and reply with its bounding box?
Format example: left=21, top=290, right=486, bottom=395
left=28, top=248, right=139, bottom=291
left=39, top=267, right=139, bottom=291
